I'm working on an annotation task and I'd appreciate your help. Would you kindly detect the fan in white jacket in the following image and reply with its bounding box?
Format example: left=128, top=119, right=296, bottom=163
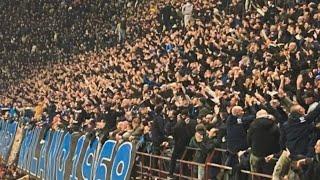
left=181, top=1, right=193, bottom=27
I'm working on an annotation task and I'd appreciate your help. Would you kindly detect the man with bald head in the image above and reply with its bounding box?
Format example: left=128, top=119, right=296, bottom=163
left=225, top=105, right=256, bottom=166
left=247, top=109, right=280, bottom=176
left=280, top=102, right=320, bottom=158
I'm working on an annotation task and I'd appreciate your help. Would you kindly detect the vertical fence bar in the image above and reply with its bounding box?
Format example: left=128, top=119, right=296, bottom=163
left=140, top=154, right=143, bottom=179
left=135, top=150, right=272, bottom=179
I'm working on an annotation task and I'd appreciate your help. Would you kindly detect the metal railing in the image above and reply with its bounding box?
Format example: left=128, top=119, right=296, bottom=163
left=134, top=147, right=273, bottom=179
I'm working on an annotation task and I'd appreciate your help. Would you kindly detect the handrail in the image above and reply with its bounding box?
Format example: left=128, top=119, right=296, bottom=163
left=206, top=162, right=272, bottom=179
left=214, top=148, right=227, bottom=152
left=135, top=148, right=273, bottom=179
left=185, top=146, right=227, bottom=153
left=136, top=152, right=205, bottom=167
left=136, top=165, right=194, bottom=180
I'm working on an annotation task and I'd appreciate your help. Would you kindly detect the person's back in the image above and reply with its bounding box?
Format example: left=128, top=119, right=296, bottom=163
left=303, top=140, right=320, bottom=180
left=34, top=102, right=45, bottom=121
left=226, top=110, right=255, bottom=153
left=247, top=110, right=280, bottom=175
left=169, top=117, right=192, bottom=178
left=173, top=119, right=190, bottom=149
left=181, top=1, right=193, bottom=27
left=227, top=115, right=248, bottom=152
left=182, top=2, right=193, bottom=15
left=248, top=116, right=280, bottom=158
left=105, top=108, right=122, bottom=131
left=46, top=101, right=56, bottom=122
left=120, top=20, right=126, bottom=30
left=281, top=103, right=320, bottom=157
left=282, top=112, right=314, bottom=156
left=161, top=5, right=172, bottom=19
left=150, top=109, right=166, bottom=154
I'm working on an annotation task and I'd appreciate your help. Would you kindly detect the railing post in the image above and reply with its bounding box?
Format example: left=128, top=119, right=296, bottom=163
left=140, top=154, right=143, bottom=179
left=179, top=159, right=182, bottom=180
left=191, top=164, right=193, bottom=179
left=179, top=148, right=188, bottom=180
left=149, top=153, right=152, bottom=180
left=204, top=162, right=208, bottom=180
left=136, top=149, right=273, bottom=180
left=158, top=156, right=161, bottom=178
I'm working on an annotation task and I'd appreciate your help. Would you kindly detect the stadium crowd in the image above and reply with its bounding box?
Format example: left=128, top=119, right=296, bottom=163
left=1, top=0, right=320, bottom=179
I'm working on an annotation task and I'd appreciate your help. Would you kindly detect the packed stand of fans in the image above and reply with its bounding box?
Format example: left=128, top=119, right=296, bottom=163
left=1, top=0, right=320, bottom=179
left=0, top=0, right=140, bottom=92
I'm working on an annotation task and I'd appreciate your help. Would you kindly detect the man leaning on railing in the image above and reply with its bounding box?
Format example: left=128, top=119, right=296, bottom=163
left=188, top=124, right=220, bottom=179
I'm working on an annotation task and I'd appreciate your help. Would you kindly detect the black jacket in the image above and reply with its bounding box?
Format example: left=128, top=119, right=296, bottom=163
left=247, top=117, right=280, bottom=157
left=164, top=119, right=176, bottom=136
left=303, top=154, right=320, bottom=180
left=226, top=114, right=255, bottom=153
left=104, top=109, right=123, bottom=131
left=189, top=136, right=220, bottom=163
left=151, top=113, right=166, bottom=146
left=46, top=102, right=56, bottom=122
left=280, top=103, right=320, bottom=157
left=173, top=120, right=192, bottom=152
left=261, top=103, right=288, bottom=125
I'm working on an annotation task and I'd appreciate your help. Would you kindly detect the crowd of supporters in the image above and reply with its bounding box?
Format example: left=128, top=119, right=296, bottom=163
left=1, top=0, right=320, bottom=179
left=0, top=0, right=138, bottom=91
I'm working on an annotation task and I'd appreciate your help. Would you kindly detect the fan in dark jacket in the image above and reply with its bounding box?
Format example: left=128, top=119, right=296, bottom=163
left=169, top=113, right=192, bottom=178
left=287, top=139, right=320, bottom=180
left=280, top=102, right=320, bottom=158
left=46, top=100, right=56, bottom=123
left=189, top=125, right=220, bottom=163
left=225, top=105, right=256, bottom=168
left=301, top=139, right=320, bottom=180
left=247, top=109, right=280, bottom=175
left=150, top=105, right=166, bottom=155
left=226, top=106, right=256, bottom=154
left=189, top=125, right=220, bottom=180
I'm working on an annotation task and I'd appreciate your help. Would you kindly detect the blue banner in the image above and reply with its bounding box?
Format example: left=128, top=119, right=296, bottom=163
left=15, top=126, right=136, bottom=180
left=0, top=119, right=18, bottom=162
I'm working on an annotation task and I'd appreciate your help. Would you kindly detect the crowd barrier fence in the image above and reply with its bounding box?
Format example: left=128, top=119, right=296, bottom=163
left=134, top=147, right=273, bottom=180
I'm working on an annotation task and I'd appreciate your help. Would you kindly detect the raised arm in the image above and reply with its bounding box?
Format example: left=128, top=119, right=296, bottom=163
left=305, top=102, right=320, bottom=123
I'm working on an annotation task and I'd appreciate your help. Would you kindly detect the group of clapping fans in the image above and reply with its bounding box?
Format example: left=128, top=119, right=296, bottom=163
left=1, top=0, right=320, bottom=179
